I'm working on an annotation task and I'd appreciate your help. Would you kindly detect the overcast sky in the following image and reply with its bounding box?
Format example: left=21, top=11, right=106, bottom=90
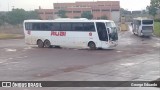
left=0, top=0, right=150, bottom=11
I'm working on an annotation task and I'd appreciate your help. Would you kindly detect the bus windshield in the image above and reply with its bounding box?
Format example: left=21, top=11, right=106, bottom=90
left=106, top=22, right=116, bottom=27
left=105, top=22, right=118, bottom=41
left=142, top=20, right=153, bottom=24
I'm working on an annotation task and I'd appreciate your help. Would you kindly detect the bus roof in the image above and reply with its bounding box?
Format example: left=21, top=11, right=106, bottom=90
left=24, top=18, right=114, bottom=23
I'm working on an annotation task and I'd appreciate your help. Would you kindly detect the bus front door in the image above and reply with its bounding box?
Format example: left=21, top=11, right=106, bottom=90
left=96, top=22, right=108, bottom=42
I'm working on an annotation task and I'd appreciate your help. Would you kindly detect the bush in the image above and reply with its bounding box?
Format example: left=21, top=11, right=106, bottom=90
left=154, top=21, right=160, bottom=37
left=154, top=19, right=160, bottom=22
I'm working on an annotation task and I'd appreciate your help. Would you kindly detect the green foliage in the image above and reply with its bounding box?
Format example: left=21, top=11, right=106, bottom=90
left=142, top=10, right=147, bottom=14
left=0, top=17, right=3, bottom=26
left=81, top=11, right=93, bottom=19
left=147, top=0, right=160, bottom=17
left=6, top=9, right=26, bottom=25
left=0, top=13, right=7, bottom=26
left=120, top=8, right=131, bottom=15
left=150, top=0, right=160, bottom=9
left=57, top=10, right=68, bottom=18
left=100, top=15, right=108, bottom=20
left=5, top=9, right=40, bottom=25
left=147, top=6, right=157, bottom=17
left=73, top=16, right=80, bottom=18
left=154, top=21, right=160, bottom=36
left=155, top=19, right=160, bottom=22
left=0, top=20, right=2, bottom=26
left=25, top=11, right=40, bottom=19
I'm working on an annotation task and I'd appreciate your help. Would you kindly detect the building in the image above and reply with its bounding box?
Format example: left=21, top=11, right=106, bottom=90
left=36, top=1, right=120, bottom=22
left=36, top=7, right=54, bottom=20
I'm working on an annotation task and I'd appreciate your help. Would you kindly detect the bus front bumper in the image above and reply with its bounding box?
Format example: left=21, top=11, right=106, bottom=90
left=101, top=41, right=118, bottom=49
left=109, top=41, right=118, bottom=48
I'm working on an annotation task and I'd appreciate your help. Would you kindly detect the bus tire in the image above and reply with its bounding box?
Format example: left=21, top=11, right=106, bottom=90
left=37, top=40, right=44, bottom=48
left=88, top=42, right=96, bottom=50
left=44, top=40, right=51, bottom=48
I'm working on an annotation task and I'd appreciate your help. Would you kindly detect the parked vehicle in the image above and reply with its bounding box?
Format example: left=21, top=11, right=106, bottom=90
left=132, top=17, right=154, bottom=37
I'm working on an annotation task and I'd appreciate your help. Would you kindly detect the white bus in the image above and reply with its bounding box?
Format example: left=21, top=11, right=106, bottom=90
left=23, top=18, right=118, bottom=49
left=132, top=18, right=154, bottom=37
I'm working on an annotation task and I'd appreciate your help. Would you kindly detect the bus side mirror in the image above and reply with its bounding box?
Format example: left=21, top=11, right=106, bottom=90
left=107, top=27, right=112, bottom=34
left=131, top=22, right=133, bottom=25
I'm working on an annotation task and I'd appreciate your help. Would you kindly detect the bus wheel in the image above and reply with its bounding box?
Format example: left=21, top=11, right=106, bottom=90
left=44, top=40, right=51, bottom=48
left=88, top=42, right=96, bottom=50
left=37, top=40, right=44, bottom=48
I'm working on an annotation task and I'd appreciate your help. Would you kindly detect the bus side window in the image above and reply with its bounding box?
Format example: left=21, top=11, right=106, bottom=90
left=32, top=23, right=41, bottom=30
left=72, top=23, right=84, bottom=31
left=25, top=23, right=32, bottom=30
left=60, top=23, right=71, bottom=31
left=52, top=23, right=60, bottom=31
left=40, top=23, right=51, bottom=30
left=83, top=23, right=95, bottom=32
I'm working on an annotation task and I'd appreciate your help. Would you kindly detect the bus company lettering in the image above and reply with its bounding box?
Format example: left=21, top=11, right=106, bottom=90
left=51, top=31, right=66, bottom=36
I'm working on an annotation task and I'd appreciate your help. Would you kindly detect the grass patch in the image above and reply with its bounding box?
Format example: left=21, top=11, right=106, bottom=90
left=0, top=33, right=24, bottom=39
left=154, top=21, right=160, bottom=37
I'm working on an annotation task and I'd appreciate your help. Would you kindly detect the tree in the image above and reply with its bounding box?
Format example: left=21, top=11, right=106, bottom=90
left=0, top=19, right=3, bottom=26
left=142, top=10, right=147, bottom=14
left=120, top=8, right=131, bottom=16
left=0, top=12, right=7, bottom=26
left=150, top=0, right=160, bottom=9
left=100, top=15, right=108, bottom=20
left=6, top=9, right=26, bottom=25
left=147, top=6, right=157, bottom=17
left=57, top=10, right=67, bottom=18
left=73, top=16, right=80, bottom=18
left=147, top=0, right=160, bottom=17
left=6, top=9, right=40, bottom=25
left=26, top=11, right=40, bottom=19
left=81, top=11, right=93, bottom=19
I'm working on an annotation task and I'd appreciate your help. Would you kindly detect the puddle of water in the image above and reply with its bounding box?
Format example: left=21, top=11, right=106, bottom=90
left=0, top=62, right=4, bottom=64
left=24, top=47, right=32, bottom=50
left=4, top=63, right=9, bottom=65
left=17, top=56, right=27, bottom=58
left=8, top=58, right=13, bottom=60
left=10, top=62, right=19, bottom=64
left=73, top=49, right=79, bottom=50
left=17, top=57, right=24, bottom=59
left=5, top=48, right=17, bottom=52
left=116, top=51, right=122, bottom=53
left=153, top=43, right=160, bottom=47
left=7, top=68, right=12, bottom=70
left=120, top=63, right=137, bottom=66
left=37, top=74, right=41, bottom=77
left=24, top=56, right=28, bottom=58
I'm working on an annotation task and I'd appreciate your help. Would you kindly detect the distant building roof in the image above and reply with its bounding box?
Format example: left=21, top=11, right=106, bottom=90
left=132, top=11, right=141, bottom=14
